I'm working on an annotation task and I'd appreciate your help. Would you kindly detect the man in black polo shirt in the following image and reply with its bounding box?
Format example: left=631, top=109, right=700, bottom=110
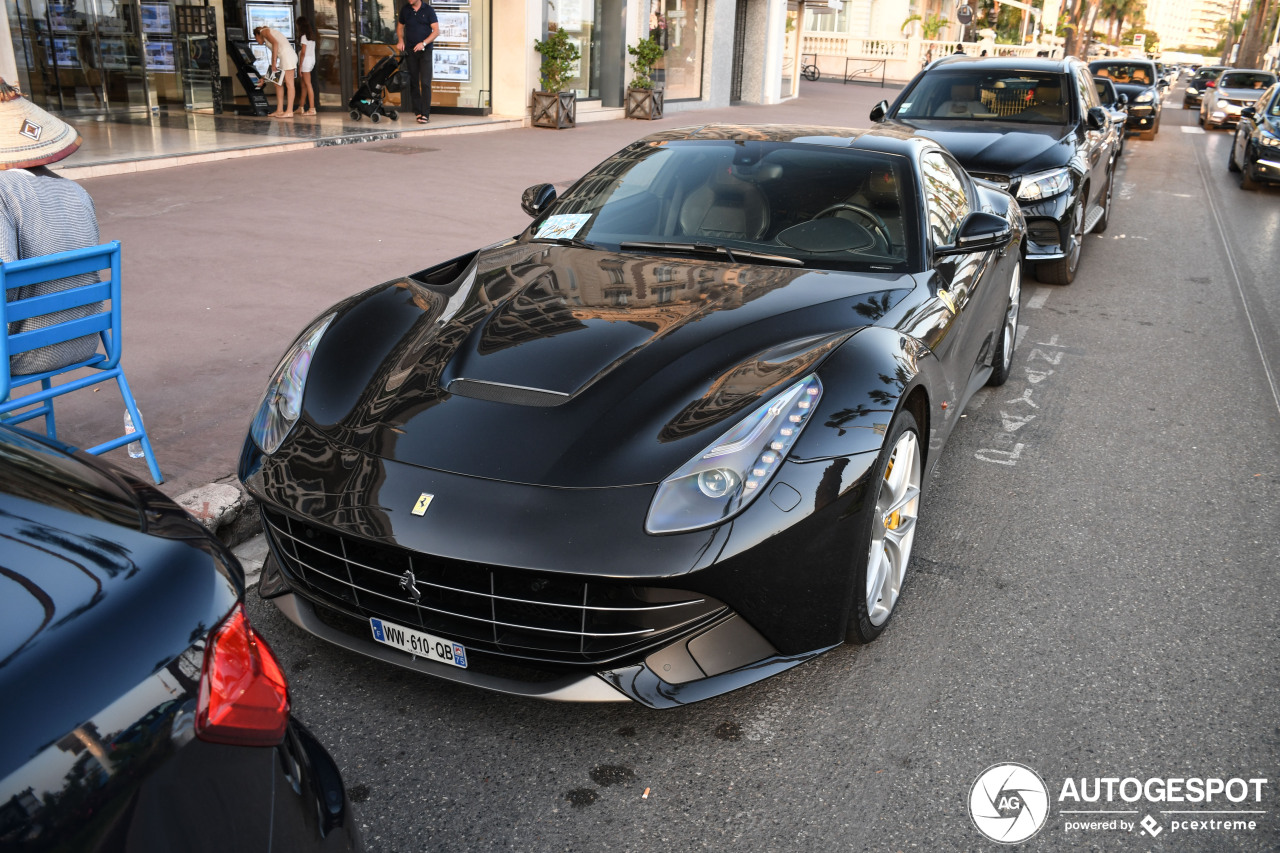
left=395, top=0, right=440, bottom=123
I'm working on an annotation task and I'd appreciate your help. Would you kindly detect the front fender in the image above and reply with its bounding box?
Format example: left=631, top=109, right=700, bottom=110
left=794, top=326, right=943, bottom=466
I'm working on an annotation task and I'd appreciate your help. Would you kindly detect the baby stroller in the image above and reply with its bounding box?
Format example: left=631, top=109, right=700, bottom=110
left=348, top=51, right=404, bottom=122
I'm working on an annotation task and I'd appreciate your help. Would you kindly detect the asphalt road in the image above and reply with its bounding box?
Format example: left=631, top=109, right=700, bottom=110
left=230, top=82, right=1280, bottom=852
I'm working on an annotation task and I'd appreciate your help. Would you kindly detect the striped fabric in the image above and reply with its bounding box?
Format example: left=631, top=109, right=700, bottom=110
left=1, top=169, right=103, bottom=376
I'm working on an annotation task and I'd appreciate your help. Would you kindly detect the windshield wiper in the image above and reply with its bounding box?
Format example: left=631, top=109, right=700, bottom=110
left=618, top=241, right=804, bottom=267
left=530, top=236, right=603, bottom=250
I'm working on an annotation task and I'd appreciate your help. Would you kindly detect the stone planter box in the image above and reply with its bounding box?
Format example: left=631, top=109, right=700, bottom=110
left=625, top=87, right=664, bottom=120
left=531, top=90, right=576, bottom=129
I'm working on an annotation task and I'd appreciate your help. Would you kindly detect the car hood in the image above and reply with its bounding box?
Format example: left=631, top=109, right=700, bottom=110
left=881, top=118, right=1074, bottom=175
left=0, top=431, right=239, bottom=777
left=1216, top=86, right=1269, bottom=101
left=296, top=243, right=916, bottom=488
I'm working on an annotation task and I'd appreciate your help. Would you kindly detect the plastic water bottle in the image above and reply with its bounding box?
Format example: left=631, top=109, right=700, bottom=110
left=123, top=410, right=145, bottom=458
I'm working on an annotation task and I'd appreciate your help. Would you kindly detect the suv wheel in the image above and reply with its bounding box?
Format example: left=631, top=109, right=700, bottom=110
left=1228, top=133, right=1242, bottom=172
left=1036, top=200, right=1084, bottom=285
left=1092, top=171, right=1113, bottom=234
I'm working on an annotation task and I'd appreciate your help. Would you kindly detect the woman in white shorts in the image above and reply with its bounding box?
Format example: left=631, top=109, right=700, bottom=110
left=296, top=17, right=318, bottom=116
left=254, top=25, right=296, bottom=117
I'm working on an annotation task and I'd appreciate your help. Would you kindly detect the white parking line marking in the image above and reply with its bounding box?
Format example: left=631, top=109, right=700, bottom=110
left=1025, top=288, right=1051, bottom=309
left=1182, top=127, right=1206, bottom=134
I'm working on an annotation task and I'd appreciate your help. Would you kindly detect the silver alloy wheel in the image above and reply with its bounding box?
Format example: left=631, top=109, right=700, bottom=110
left=865, top=430, right=922, bottom=627
left=1065, top=201, right=1084, bottom=273
left=1001, top=263, right=1022, bottom=372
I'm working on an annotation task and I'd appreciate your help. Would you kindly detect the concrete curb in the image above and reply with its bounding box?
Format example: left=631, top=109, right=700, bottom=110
left=176, top=477, right=262, bottom=548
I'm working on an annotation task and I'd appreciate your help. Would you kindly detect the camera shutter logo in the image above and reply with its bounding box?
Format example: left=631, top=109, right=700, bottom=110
left=969, top=763, right=1050, bottom=844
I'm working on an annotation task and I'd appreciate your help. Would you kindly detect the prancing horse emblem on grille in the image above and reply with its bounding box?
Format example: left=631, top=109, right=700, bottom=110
left=399, top=569, right=422, bottom=601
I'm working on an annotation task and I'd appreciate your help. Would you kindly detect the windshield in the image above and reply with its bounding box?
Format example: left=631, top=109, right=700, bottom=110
left=1270, top=91, right=1280, bottom=117
left=525, top=139, right=917, bottom=272
left=1219, top=72, right=1276, bottom=90
left=1193, top=68, right=1224, bottom=85
left=895, top=70, right=1072, bottom=124
left=1092, top=63, right=1154, bottom=85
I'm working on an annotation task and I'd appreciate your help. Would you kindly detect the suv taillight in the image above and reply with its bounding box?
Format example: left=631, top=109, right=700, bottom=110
left=196, top=603, right=290, bottom=746
left=1207, top=80, right=1216, bottom=88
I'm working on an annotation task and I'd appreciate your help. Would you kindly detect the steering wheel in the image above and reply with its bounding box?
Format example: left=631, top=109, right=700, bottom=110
left=815, top=203, right=893, bottom=254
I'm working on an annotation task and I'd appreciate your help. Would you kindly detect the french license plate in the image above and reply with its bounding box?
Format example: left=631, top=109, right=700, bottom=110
left=369, top=617, right=467, bottom=668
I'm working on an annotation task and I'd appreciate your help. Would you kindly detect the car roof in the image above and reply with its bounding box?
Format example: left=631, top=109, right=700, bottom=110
left=1090, top=58, right=1156, bottom=67
left=929, top=55, right=1080, bottom=74
left=636, top=123, right=943, bottom=157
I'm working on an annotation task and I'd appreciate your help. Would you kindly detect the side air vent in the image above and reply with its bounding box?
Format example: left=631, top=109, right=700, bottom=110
left=447, top=378, right=571, bottom=407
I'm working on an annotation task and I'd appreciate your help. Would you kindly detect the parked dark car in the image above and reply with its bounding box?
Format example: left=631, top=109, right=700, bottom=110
left=1184, top=64, right=1228, bottom=109
left=1094, top=76, right=1129, bottom=158
left=240, top=124, right=1025, bottom=709
left=1229, top=82, right=1280, bottom=189
left=872, top=55, right=1116, bottom=284
left=0, top=426, right=361, bottom=852
left=1201, top=69, right=1278, bottom=129
left=1089, top=59, right=1166, bottom=138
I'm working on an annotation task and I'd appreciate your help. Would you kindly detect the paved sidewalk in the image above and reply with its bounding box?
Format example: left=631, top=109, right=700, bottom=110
left=52, top=79, right=900, bottom=539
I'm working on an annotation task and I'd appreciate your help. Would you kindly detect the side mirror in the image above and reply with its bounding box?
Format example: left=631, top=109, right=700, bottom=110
left=1241, top=105, right=1257, bottom=119
left=936, top=212, right=1012, bottom=257
left=870, top=100, right=889, bottom=122
left=1157, top=79, right=1169, bottom=89
left=521, top=183, right=557, bottom=217
left=1118, top=93, right=1129, bottom=105
left=1087, top=106, right=1108, bottom=130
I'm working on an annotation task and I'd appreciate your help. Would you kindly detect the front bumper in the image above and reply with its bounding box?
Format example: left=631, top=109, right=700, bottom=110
left=1246, top=152, right=1280, bottom=185
left=242, top=424, right=878, bottom=706
left=1016, top=192, right=1073, bottom=261
left=1126, top=103, right=1158, bottom=132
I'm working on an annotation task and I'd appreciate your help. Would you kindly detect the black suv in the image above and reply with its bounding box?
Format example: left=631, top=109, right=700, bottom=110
left=1089, top=59, right=1166, bottom=138
left=1184, top=65, right=1228, bottom=109
left=871, top=56, right=1117, bottom=284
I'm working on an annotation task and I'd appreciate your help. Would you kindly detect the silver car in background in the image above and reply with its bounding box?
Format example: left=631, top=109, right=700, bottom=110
left=1201, top=69, right=1278, bottom=129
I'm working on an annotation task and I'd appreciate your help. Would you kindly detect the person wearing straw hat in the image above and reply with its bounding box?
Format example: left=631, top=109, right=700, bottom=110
left=0, top=80, right=104, bottom=376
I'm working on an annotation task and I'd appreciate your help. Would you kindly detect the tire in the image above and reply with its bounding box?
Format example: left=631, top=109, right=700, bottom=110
left=1035, top=199, right=1084, bottom=285
left=1228, top=134, right=1242, bottom=172
left=371, top=112, right=380, bottom=123
left=1198, top=111, right=1205, bottom=127
left=1241, top=157, right=1259, bottom=190
left=845, top=409, right=922, bottom=644
left=350, top=109, right=361, bottom=120
left=803, top=65, right=819, bottom=82
left=986, top=261, right=1021, bottom=387
left=389, top=110, right=399, bottom=121
left=1092, top=169, right=1113, bottom=235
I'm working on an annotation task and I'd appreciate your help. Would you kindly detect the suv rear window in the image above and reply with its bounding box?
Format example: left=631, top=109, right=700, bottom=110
left=896, top=71, right=1072, bottom=123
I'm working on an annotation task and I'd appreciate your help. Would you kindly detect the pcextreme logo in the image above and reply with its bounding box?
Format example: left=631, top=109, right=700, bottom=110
left=969, top=764, right=1270, bottom=844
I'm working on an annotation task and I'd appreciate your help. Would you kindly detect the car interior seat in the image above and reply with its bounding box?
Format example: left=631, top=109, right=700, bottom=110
left=933, top=83, right=988, bottom=117
left=678, top=165, right=771, bottom=241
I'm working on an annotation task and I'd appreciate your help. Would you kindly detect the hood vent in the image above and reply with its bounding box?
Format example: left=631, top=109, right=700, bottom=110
left=447, top=378, right=571, bottom=407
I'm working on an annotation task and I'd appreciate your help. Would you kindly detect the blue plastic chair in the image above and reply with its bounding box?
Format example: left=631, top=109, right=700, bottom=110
left=1, top=241, right=163, bottom=483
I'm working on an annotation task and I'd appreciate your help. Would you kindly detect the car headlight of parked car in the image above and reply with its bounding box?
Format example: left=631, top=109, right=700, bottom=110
left=250, top=312, right=335, bottom=454
left=1016, top=167, right=1072, bottom=202
left=646, top=374, right=823, bottom=534
left=1261, top=132, right=1280, bottom=147
left=1135, top=91, right=1155, bottom=103
left=1187, top=86, right=1199, bottom=95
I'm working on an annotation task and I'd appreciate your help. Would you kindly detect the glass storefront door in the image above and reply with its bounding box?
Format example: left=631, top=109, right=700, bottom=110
left=9, top=0, right=151, bottom=112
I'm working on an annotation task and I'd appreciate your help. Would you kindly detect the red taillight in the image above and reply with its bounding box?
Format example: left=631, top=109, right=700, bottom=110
left=1207, top=80, right=1216, bottom=88
left=196, top=603, right=290, bottom=747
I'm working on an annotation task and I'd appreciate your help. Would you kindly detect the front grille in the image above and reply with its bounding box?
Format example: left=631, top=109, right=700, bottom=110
left=262, top=507, right=727, bottom=666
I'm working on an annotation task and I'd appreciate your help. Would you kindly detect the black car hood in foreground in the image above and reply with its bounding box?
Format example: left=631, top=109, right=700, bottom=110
left=880, top=119, right=1073, bottom=175
left=0, top=430, right=240, bottom=777
left=297, top=243, right=915, bottom=488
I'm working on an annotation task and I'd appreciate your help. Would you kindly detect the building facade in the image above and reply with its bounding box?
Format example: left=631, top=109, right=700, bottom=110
left=0, top=0, right=811, bottom=122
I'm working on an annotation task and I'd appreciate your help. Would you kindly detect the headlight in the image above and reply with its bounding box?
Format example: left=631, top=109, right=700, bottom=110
left=646, top=375, right=823, bottom=534
left=1135, top=91, right=1155, bottom=104
left=1187, top=86, right=1199, bottom=94
left=1261, top=134, right=1280, bottom=147
left=250, top=312, right=335, bottom=454
left=1016, top=167, right=1071, bottom=202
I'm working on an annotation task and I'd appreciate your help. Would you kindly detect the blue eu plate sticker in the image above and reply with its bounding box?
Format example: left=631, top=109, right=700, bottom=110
left=452, top=644, right=467, bottom=668
left=371, top=618, right=385, bottom=642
